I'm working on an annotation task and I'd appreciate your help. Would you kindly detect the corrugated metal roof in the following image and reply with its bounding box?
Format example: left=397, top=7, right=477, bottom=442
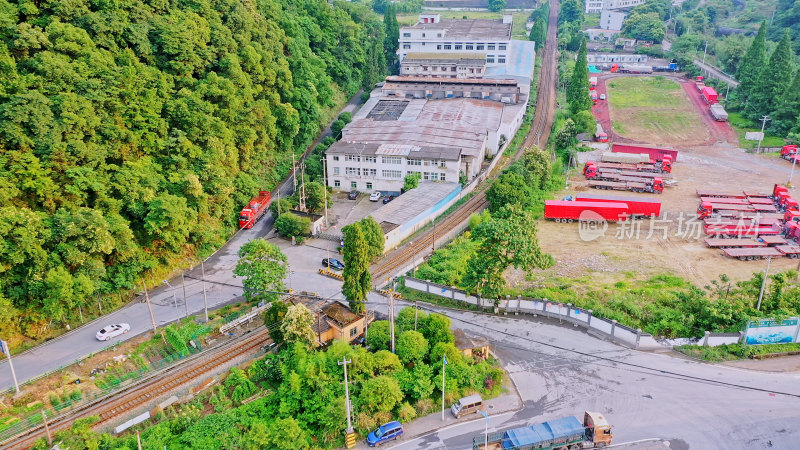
left=403, top=18, right=511, bottom=40
left=375, top=143, right=417, bottom=156
left=386, top=76, right=517, bottom=86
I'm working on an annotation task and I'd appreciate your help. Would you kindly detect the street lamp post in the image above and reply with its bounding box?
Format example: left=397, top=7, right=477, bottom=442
left=789, top=156, right=797, bottom=187
left=757, top=256, right=772, bottom=311
left=163, top=280, right=181, bottom=321
left=478, top=409, right=490, bottom=450
left=201, top=261, right=209, bottom=323
left=181, top=271, right=189, bottom=319
left=0, top=339, right=19, bottom=393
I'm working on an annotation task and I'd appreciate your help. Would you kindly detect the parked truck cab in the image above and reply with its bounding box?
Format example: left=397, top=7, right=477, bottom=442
left=698, top=202, right=713, bottom=218
left=786, top=222, right=800, bottom=242
left=584, top=411, right=613, bottom=447
left=584, top=163, right=598, bottom=178
left=652, top=178, right=664, bottom=193
left=660, top=156, right=672, bottom=173
left=786, top=199, right=800, bottom=212
left=774, top=184, right=789, bottom=199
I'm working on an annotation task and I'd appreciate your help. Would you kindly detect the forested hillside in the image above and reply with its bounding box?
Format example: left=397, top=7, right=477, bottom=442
left=0, top=0, right=384, bottom=341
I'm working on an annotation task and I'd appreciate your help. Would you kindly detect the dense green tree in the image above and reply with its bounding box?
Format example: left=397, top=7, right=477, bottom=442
left=622, top=12, right=666, bottom=42
left=419, top=313, right=455, bottom=349
left=263, top=301, right=290, bottom=344
left=555, top=119, right=578, bottom=151
left=559, top=0, right=583, bottom=25
left=396, top=306, right=426, bottom=333
left=567, top=39, right=592, bottom=115
left=359, top=216, right=385, bottom=261
left=463, top=205, right=554, bottom=300
left=383, top=2, right=399, bottom=73
left=486, top=171, right=533, bottom=212
left=274, top=213, right=311, bottom=240
left=772, top=71, right=800, bottom=135
left=342, top=222, right=372, bottom=313
left=396, top=330, right=428, bottom=364
left=0, top=0, right=386, bottom=341
left=396, top=363, right=435, bottom=401
left=366, top=320, right=391, bottom=351
left=233, top=239, right=288, bottom=303
left=303, top=181, right=331, bottom=214
left=488, top=0, right=507, bottom=12
left=735, top=22, right=767, bottom=109
left=748, top=31, right=795, bottom=122
left=359, top=375, right=403, bottom=413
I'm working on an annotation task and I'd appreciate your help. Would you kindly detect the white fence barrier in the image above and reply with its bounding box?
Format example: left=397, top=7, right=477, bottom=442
left=404, top=277, right=743, bottom=350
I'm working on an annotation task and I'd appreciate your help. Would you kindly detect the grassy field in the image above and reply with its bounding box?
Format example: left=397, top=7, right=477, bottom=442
left=606, top=76, right=710, bottom=145
left=727, top=111, right=786, bottom=149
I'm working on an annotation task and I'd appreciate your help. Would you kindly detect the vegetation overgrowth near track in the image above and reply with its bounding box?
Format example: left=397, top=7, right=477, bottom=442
left=33, top=308, right=504, bottom=450
left=677, top=342, right=800, bottom=362
left=0, top=0, right=387, bottom=349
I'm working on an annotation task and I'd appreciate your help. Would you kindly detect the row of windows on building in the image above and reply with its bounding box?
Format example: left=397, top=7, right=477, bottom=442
left=333, top=155, right=448, bottom=167
left=400, top=35, right=507, bottom=53
left=414, top=66, right=484, bottom=74
left=331, top=171, right=446, bottom=187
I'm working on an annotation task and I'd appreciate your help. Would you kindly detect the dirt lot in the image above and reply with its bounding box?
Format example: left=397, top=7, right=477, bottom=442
left=522, top=75, right=799, bottom=289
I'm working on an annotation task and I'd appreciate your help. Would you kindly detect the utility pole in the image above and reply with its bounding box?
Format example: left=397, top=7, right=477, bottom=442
left=42, top=409, right=52, bottom=446
left=201, top=261, right=209, bottom=323
left=181, top=271, right=189, bottom=319
left=163, top=280, right=181, bottom=321
left=757, top=256, right=772, bottom=311
left=388, top=282, right=395, bottom=353
left=432, top=219, right=436, bottom=253
left=143, top=281, right=158, bottom=334
left=292, top=152, right=297, bottom=193
left=323, top=157, right=329, bottom=228
left=702, top=41, right=708, bottom=64
left=414, top=300, right=418, bottom=331
left=0, top=339, right=19, bottom=393
left=298, top=161, right=307, bottom=211
left=441, top=355, right=448, bottom=421
left=789, top=155, right=797, bottom=187
left=338, top=357, right=356, bottom=448
left=756, top=115, right=770, bottom=154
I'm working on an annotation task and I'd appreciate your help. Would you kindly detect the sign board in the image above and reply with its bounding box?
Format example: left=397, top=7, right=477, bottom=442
left=745, top=132, right=764, bottom=141
left=744, top=317, right=800, bottom=345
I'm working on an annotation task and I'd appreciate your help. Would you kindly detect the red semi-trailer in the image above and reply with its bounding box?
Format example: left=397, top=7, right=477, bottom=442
left=544, top=201, right=629, bottom=222
left=238, top=191, right=271, bottom=229
left=575, top=194, right=662, bottom=218
left=701, top=86, right=718, bottom=104
left=704, top=238, right=766, bottom=249
left=724, top=247, right=783, bottom=260
left=612, top=144, right=679, bottom=162
left=699, top=197, right=774, bottom=206
left=584, top=160, right=671, bottom=175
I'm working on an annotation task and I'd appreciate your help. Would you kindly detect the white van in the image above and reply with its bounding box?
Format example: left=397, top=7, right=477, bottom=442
left=450, top=394, right=483, bottom=418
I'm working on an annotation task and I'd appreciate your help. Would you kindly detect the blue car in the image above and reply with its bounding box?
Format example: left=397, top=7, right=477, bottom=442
left=366, top=421, right=403, bottom=447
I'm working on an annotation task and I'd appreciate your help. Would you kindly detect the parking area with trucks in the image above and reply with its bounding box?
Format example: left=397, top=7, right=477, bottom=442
left=526, top=75, right=800, bottom=287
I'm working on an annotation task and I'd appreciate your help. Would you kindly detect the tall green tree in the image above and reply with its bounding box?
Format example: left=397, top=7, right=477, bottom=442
left=383, top=2, right=399, bottom=73
left=567, top=38, right=592, bottom=115
left=342, top=222, right=371, bottom=313
left=359, top=216, right=385, bottom=261
left=529, top=20, right=546, bottom=49
left=263, top=301, right=290, bottom=344
left=735, top=22, right=767, bottom=110
left=463, top=205, right=554, bottom=300
left=488, top=0, right=507, bottom=12
left=486, top=171, right=533, bottom=212
left=233, top=239, right=288, bottom=303
left=772, top=70, right=800, bottom=135
left=748, top=31, right=795, bottom=122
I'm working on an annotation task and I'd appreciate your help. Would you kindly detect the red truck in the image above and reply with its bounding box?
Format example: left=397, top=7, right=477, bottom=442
left=238, top=190, right=271, bottom=229
left=699, top=197, right=774, bottom=206
left=612, top=144, right=678, bottom=163
left=575, top=194, right=661, bottom=218
left=589, top=178, right=663, bottom=193
left=695, top=76, right=705, bottom=91
left=584, top=159, right=671, bottom=175
left=704, top=238, right=766, bottom=249
left=780, top=145, right=798, bottom=161
left=544, top=201, right=629, bottom=222
left=701, top=86, right=718, bottom=104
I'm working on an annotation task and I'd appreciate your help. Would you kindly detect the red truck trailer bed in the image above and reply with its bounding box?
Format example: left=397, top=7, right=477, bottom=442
left=612, top=144, right=679, bottom=162
left=706, top=203, right=777, bottom=212
left=747, top=197, right=775, bottom=205
left=574, top=194, right=662, bottom=217
left=714, top=211, right=784, bottom=220
left=598, top=169, right=669, bottom=179
left=704, top=238, right=766, bottom=248
left=696, top=190, right=746, bottom=198
left=743, top=191, right=772, bottom=198
left=758, top=235, right=789, bottom=246
left=589, top=180, right=662, bottom=193
left=776, top=245, right=800, bottom=258
left=723, top=247, right=783, bottom=260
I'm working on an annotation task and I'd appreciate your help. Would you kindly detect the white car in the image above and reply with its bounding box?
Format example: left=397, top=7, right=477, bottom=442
left=599, top=93, right=606, bottom=100
left=96, top=323, right=131, bottom=341
left=369, top=191, right=383, bottom=202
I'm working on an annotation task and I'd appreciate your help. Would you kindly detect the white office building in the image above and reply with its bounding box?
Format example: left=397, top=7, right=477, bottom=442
left=397, top=14, right=513, bottom=68
left=586, top=0, right=647, bottom=14
left=326, top=143, right=462, bottom=193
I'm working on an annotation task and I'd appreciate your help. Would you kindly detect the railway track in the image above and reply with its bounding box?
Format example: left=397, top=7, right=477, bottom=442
left=371, top=0, right=560, bottom=285
left=4, top=329, right=269, bottom=449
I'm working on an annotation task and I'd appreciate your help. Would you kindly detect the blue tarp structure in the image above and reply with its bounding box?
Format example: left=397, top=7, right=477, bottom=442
left=501, top=416, right=585, bottom=448
left=588, top=65, right=602, bottom=73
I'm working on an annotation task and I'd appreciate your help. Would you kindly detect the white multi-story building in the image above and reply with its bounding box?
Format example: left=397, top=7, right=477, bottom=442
left=600, top=10, right=627, bottom=30
left=326, top=143, right=462, bottom=193
left=586, top=0, right=647, bottom=14
left=397, top=14, right=513, bottom=68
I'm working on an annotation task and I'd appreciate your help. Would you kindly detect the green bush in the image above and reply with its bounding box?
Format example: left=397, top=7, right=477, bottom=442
left=274, top=213, right=311, bottom=241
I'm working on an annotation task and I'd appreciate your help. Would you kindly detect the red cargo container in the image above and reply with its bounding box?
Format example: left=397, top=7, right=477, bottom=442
left=612, top=144, right=678, bottom=162
left=238, top=190, right=271, bottom=229
left=544, top=201, right=629, bottom=222
left=701, top=86, right=718, bottom=104
left=575, top=194, right=662, bottom=218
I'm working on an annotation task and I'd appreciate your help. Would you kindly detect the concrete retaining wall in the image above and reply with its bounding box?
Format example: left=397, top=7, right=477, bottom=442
left=405, top=277, right=741, bottom=349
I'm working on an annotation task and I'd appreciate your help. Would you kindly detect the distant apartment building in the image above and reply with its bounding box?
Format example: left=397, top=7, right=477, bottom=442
left=585, top=0, right=604, bottom=14
left=600, top=10, right=627, bottom=30
left=400, top=52, right=487, bottom=79
left=397, top=14, right=513, bottom=68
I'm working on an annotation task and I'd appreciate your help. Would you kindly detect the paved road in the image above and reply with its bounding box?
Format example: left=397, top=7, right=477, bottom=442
left=0, top=92, right=366, bottom=393
left=693, top=59, right=739, bottom=87
left=370, top=302, right=800, bottom=450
